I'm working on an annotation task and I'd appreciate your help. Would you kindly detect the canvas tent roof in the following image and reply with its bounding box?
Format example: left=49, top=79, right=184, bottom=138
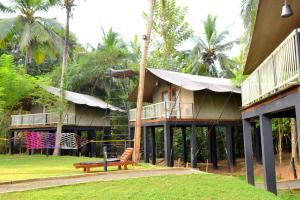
left=41, top=85, right=123, bottom=112
left=130, top=68, right=241, bottom=102
left=244, top=0, right=300, bottom=74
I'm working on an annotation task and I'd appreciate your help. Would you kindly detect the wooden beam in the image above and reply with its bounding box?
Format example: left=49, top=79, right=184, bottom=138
left=243, top=119, right=255, bottom=186
left=260, top=114, right=277, bottom=195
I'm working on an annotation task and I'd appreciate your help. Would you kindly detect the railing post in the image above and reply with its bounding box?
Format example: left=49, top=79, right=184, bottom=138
left=179, top=102, right=181, bottom=119
left=294, top=29, right=300, bottom=78
left=257, top=70, right=262, bottom=96
left=164, top=101, right=168, bottom=119
left=271, top=55, right=277, bottom=87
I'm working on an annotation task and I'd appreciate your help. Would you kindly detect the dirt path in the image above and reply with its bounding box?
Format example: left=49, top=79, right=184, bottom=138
left=0, top=168, right=200, bottom=194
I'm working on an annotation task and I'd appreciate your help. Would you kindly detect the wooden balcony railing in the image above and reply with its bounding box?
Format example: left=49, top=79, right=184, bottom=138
left=241, top=29, right=300, bottom=106
left=11, top=113, right=76, bottom=126
left=129, top=101, right=194, bottom=121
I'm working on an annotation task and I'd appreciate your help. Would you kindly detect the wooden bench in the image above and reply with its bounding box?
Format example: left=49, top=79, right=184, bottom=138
left=73, top=148, right=134, bottom=173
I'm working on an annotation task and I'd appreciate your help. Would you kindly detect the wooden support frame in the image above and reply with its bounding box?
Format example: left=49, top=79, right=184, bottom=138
left=260, top=114, right=277, bottom=195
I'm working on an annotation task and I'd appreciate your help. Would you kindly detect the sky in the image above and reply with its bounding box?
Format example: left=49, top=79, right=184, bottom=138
left=0, top=0, right=245, bottom=56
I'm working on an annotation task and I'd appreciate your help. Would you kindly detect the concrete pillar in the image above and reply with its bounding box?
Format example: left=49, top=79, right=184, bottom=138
left=260, top=114, right=277, bottom=195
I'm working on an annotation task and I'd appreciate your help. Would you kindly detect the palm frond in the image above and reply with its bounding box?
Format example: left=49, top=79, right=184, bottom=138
left=203, top=14, right=217, bottom=46
left=213, top=28, right=230, bottom=46
left=0, top=3, right=14, bottom=13
left=0, top=18, right=19, bottom=41
left=19, top=22, right=32, bottom=50
left=34, top=0, right=60, bottom=12
left=215, top=40, right=238, bottom=52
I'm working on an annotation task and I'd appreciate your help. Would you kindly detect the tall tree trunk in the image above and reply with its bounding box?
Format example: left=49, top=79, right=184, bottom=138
left=133, top=0, right=156, bottom=163
left=24, top=47, right=29, bottom=74
left=53, top=0, right=72, bottom=156
left=291, top=118, right=298, bottom=164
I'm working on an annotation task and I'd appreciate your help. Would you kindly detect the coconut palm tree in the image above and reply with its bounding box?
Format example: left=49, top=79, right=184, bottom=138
left=185, top=14, right=237, bottom=77
left=133, top=0, right=156, bottom=163
left=240, top=0, right=259, bottom=50
left=0, top=0, right=64, bottom=73
left=53, top=0, right=74, bottom=156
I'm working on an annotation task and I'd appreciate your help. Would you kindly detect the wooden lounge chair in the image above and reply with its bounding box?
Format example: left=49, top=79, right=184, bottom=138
left=73, top=148, right=134, bottom=173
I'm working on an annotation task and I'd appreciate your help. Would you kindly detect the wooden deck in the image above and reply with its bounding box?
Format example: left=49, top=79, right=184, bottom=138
left=129, top=118, right=241, bottom=127
left=241, top=83, right=300, bottom=113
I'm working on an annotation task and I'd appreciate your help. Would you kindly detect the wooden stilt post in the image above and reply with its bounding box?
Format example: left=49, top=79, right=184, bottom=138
left=210, top=126, right=218, bottom=169
left=190, top=124, right=197, bottom=168
left=151, top=126, right=156, bottom=165
left=182, top=126, right=187, bottom=164
left=9, top=130, right=14, bottom=155
left=295, top=103, right=300, bottom=163
left=226, top=125, right=234, bottom=172
left=77, top=131, right=82, bottom=157
left=144, top=126, right=150, bottom=163
left=260, top=115, right=277, bottom=194
left=254, top=126, right=262, bottom=164
left=208, top=126, right=211, bottom=163
left=164, top=122, right=172, bottom=167
left=243, top=119, right=255, bottom=186
left=86, top=131, right=92, bottom=157
left=232, top=126, right=236, bottom=165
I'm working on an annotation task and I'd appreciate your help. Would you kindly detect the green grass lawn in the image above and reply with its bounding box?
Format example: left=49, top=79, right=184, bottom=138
left=1, top=173, right=299, bottom=200
left=0, top=154, right=161, bottom=182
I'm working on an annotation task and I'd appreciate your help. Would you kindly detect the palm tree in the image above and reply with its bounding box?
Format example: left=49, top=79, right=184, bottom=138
left=53, top=0, right=74, bottom=156
left=240, top=0, right=259, bottom=51
left=0, top=0, right=64, bottom=73
left=185, top=15, right=237, bottom=77
left=98, top=27, right=127, bottom=50
left=133, top=0, right=156, bottom=163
